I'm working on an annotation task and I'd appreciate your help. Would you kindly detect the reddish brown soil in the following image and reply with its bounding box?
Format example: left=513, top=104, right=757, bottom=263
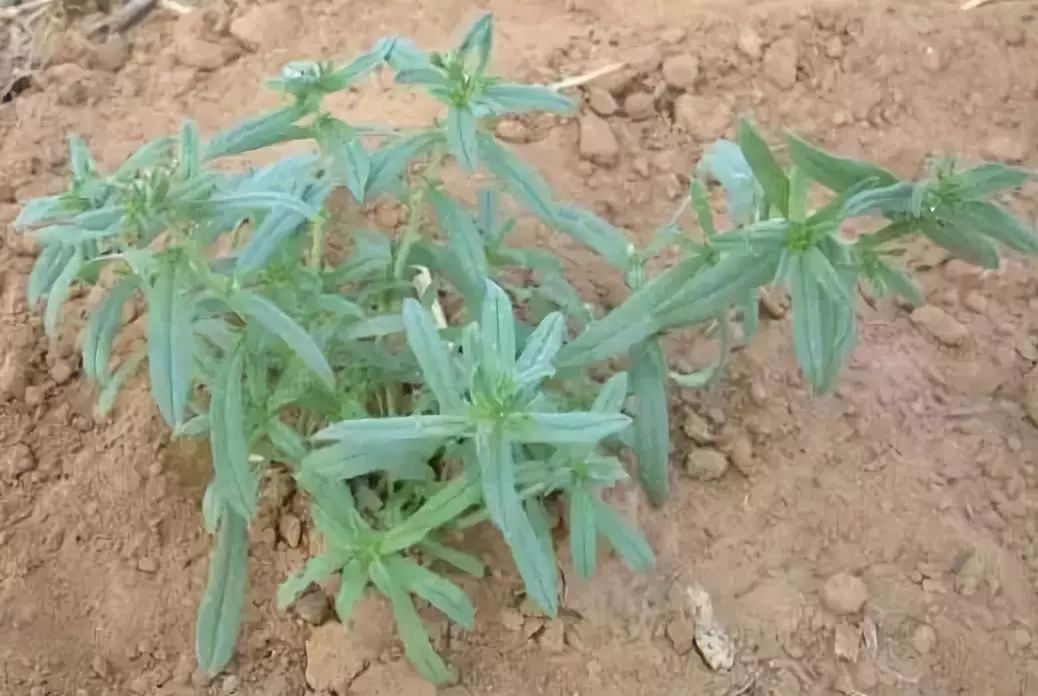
left=2, top=0, right=1038, bottom=694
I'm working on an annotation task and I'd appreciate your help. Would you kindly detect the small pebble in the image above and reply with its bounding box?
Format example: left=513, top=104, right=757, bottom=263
left=684, top=448, right=729, bottom=481
left=821, top=572, right=869, bottom=615
left=911, top=623, right=937, bottom=655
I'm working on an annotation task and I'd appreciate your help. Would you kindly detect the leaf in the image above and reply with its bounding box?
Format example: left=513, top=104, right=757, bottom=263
left=337, top=314, right=405, bottom=340
left=367, top=130, right=443, bottom=197
left=403, top=298, right=464, bottom=412
left=957, top=162, right=1032, bottom=200
left=479, top=134, right=557, bottom=223
left=804, top=246, right=852, bottom=305
left=696, top=139, right=759, bottom=226
left=178, top=121, right=202, bottom=179
left=82, top=276, right=136, bottom=382
left=480, top=280, right=516, bottom=379
left=94, top=347, right=146, bottom=418
left=381, top=479, right=482, bottom=553
left=27, top=245, right=71, bottom=306
left=196, top=509, right=248, bottom=675
left=322, top=39, right=393, bottom=90
left=512, top=412, right=631, bottom=444
left=428, top=189, right=488, bottom=303
left=689, top=179, right=717, bottom=238
left=208, top=191, right=319, bottom=220
left=918, top=216, right=1000, bottom=269
left=951, top=200, right=1038, bottom=254
left=276, top=552, right=346, bottom=610
left=313, top=415, right=470, bottom=445
left=205, top=104, right=310, bottom=160
left=43, top=246, right=83, bottom=337
left=788, top=166, right=810, bottom=224
left=592, top=372, right=629, bottom=413
left=420, top=540, right=485, bottom=577
left=230, top=290, right=335, bottom=389
left=552, top=204, right=632, bottom=269
left=475, top=426, right=517, bottom=533
left=68, top=135, right=95, bottom=180
left=394, top=67, right=449, bottom=86
left=147, top=257, right=194, bottom=428
left=335, top=558, right=368, bottom=622
left=16, top=194, right=73, bottom=229
left=302, top=439, right=439, bottom=480
left=842, top=182, right=917, bottom=218
left=209, top=345, right=257, bottom=520
left=738, top=118, right=790, bottom=216
left=515, top=497, right=559, bottom=616
left=516, top=312, right=565, bottom=376
left=591, top=497, right=654, bottom=572
left=789, top=253, right=825, bottom=392
left=385, top=36, right=431, bottom=71
left=478, top=83, right=575, bottom=115
left=385, top=555, right=475, bottom=628
left=446, top=105, right=479, bottom=172
left=569, top=488, right=597, bottom=579
left=341, top=138, right=371, bottom=203
left=787, top=134, right=899, bottom=193
left=456, top=11, right=493, bottom=74
left=630, top=339, right=670, bottom=506
left=369, top=559, right=457, bottom=684
left=867, top=258, right=925, bottom=307
left=202, top=483, right=222, bottom=533
left=112, top=137, right=177, bottom=180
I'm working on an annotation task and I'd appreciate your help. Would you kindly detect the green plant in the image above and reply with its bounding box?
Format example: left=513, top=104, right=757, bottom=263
left=14, top=12, right=1036, bottom=683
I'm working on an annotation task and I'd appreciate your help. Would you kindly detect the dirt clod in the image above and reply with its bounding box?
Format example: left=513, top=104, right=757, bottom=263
left=173, top=10, right=240, bottom=70
left=495, top=119, right=533, bottom=143
left=88, top=36, right=131, bottom=73
left=737, top=27, right=764, bottom=60
left=762, top=37, right=798, bottom=90
left=911, top=623, right=937, bottom=655
left=538, top=619, right=566, bottom=653
left=587, top=87, right=618, bottom=116
left=684, top=448, right=729, bottom=481
left=623, top=91, right=655, bottom=121
left=578, top=113, right=619, bottom=166
left=305, top=622, right=374, bottom=692
left=49, top=359, right=74, bottom=385
left=911, top=305, right=969, bottom=346
left=661, top=53, right=700, bottom=90
left=3, top=443, right=35, bottom=478
left=350, top=661, right=437, bottom=696
left=278, top=513, right=302, bottom=548
left=294, top=589, right=330, bottom=625
left=230, top=4, right=303, bottom=52
left=821, top=572, right=869, bottom=615
left=665, top=616, right=695, bottom=654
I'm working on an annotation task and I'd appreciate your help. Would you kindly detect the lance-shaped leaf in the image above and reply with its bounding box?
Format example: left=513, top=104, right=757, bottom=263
left=147, top=257, right=194, bottom=428
left=446, top=105, right=479, bottom=172
left=302, top=439, right=439, bottom=480
left=630, top=339, right=670, bottom=506
left=956, top=163, right=1032, bottom=200
left=322, top=38, right=394, bottom=91
left=697, top=139, right=759, bottom=226
left=515, top=311, right=565, bottom=378
left=918, top=216, right=1000, bottom=269
left=43, top=246, right=83, bottom=337
left=196, top=509, right=248, bottom=675
left=479, top=134, right=557, bottom=223
left=381, top=479, right=482, bottom=553
left=403, top=297, right=465, bottom=412
left=738, top=118, right=789, bottom=216
left=313, top=415, right=470, bottom=445
left=335, top=558, right=368, bottom=622
left=209, top=346, right=257, bottom=520
left=428, top=189, right=489, bottom=304
left=277, top=552, right=349, bottom=610
left=787, top=134, right=899, bottom=193
left=385, top=36, right=431, bottom=72
left=477, top=83, right=574, bottom=115
left=367, top=130, right=443, bottom=197
left=553, top=204, right=631, bottom=269
left=949, top=200, right=1038, bottom=254
left=420, top=540, right=485, bottom=577
left=480, top=280, right=516, bottom=379
left=569, top=488, right=597, bottom=579
left=475, top=425, right=516, bottom=533
left=456, top=12, right=493, bottom=74
left=338, top=138, right=371, bottom=203
left=518, top=497, right=559, bottom=616
left=370, top=559, right=456, bottom=684
left=28, top=245, right=73, bottom=306
left=511, top=412, right=631, bottom=444
left=384, top=555, right=475, bottom=629
left=205, top=104, right=310, bottom=159
left=230, top=290, right=335, bottom=389
left=82, top=276, right=136, bottom=383
left=591, top=497, right=654, bottom=571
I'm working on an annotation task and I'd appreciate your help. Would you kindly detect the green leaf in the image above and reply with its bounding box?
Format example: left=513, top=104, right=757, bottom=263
left=479, top=134, right=557, bottom=223
left=553, top=204, right=632, bottom=269
left=690, top=179, right=717, bottom=237
left=369, top=559, right=456, bottom=684
left=27, top=245, right=72, bottom=306
left=957, top=162, right=1032, bottom=200
left=420, top=540, right=485, bottom=577
left=196, top=509, right=248, bottom=675
left=313, top=415, right=470, bottom=445
left=569, top=488, right=597, bottom=579
left=512, top=412, right=631, bottom=444
left=516, top=312, right=565, bottom=376
left=208, top=191, right=319, bottom=220
left=277, top=552, right=346, bottom=610
left=918, top=216, right=1000, bottom=269
left=738, top=118, right=790, bottom=216
left=335, top=559, right=368, bottom=622
left=381, top=479, right=482, bottom=553
left=178, top=121, right=202, bottom=179
left=68, top=135, right=96, bottom=181
left=209, top=345, right=257, bottom=520
left=202, top=483, right=222, bottom=534
left=950, top=200, right=1038, bottom=254
left=82, top=276, right=136, bottom=382
left=788, top=166, right=810, bottom=224
left=696, top=139, right=759, bottom=226
left=341, top=138, right=371, bottom=203
left=867, top=258, right=925, bottom=307
left=630, top=339, right=670, bottom=506
left=804, top=246, right=851, bottom=305
left=337, top=314, right=405, bottom=340
left=394, top=67, right=448, bottom=86
left=403, top=298, right=465, bottom=413
left=592, top=372, right=629, bottom=413
left=428, top=189, right=489, bottom=304
left=456, top=12, right=493, bottom=74
left=787, top=134, right=899, bottom=193
left=113, top=137, right=177, bottom=180
left=323, top=39, right=393, bottom=90
left=236, top=206, right=308, bottom=274
left=842, top=182, right=916, bottom=218
left=789, top=253, right=824, bottom=392
left=147, top=257, right=194, bottom=428
left=446, top=105, right=479, bottom=172
left=16, top=194, right=72, bottom=228
left=302, top=439, right=439, bottom=481
left=385, top=36, right=431, bottom=72
left=230, top=290, right=335, bottom=390
left=475, top=426, right=516, bottom=532
left=480, top=280, right=516, bottom=379
left=478, top=83, right=574, bottom=115
left=205, top=104, right=310, bottom=159
left=367, top=130, right=443, bottom=197
left=385, top=555, right=475, bottom=629
left=591, top=497, right=654, bottom=572
left=94, top=347, right=146, bottom=418
left=43, top=246, right=83, bottom=337
left=516, top=497, right=559, bottom=616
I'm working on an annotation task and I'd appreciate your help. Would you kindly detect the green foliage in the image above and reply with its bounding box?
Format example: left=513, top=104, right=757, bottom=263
left=17, top=11, right=1036, bottom=684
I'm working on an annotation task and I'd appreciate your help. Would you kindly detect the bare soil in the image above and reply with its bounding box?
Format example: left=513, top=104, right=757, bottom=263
left=2, top=0, right=1038, bottom=694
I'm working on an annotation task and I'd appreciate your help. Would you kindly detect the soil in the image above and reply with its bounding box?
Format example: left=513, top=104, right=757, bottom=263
left=2, top=0, right=1038, bottom=694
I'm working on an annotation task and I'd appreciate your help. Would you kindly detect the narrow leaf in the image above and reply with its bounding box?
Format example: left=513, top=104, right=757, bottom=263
left=313, top=415, right=470, bottom=445
left=381, top=479, right=482, bottom=553
left=738, top=118, right=790, bottom=216
left=591, top=497, right=654, bottom=571
left=630, top=339, right=670, bottom=507
left=512, top=412, right=631, bottom=444
left=569, top=488, right=597, bottom=579
left=196, top=509, right=249, bottom=674
left=479, top=83, right=575, bottom=115
left=787, top=134, right=899, bottom=193
left=277, top=552, right=345, bottom=610
left=479, top=134, right=557, bottom=223
left=421, top=540, right=485, bottom=577
left=403, top=298, right=464, bottom=412
left=205, top=104, right=309, bottom=160
left=385, top=555, right=475, bottom=629
left=209, top=345, right=257, bottom=520
left=82, top=276, right=136, bottom=382
left=147, top=257, right=194, bottom=428
left=516, top=312, right=565, bottom=375
left=335, top=559, right=368, bottom=622
left=446, top=106, right=479, bottom=172
left=515, top=497, right=559, bottom=616
left=480, top=280, right=516, bottom=378
left=43, top=247, right=83, bottom=337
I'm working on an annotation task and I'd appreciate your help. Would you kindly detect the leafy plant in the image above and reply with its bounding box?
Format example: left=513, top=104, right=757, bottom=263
left=14, top=12, right=1036, bottom=683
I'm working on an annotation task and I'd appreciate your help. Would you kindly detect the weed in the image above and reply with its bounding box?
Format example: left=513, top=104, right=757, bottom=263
left=15, top=13, right=1036, bottom=683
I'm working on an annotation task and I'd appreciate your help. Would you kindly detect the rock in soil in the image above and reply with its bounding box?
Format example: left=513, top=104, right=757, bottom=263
left=87, top=36, right=131, bottom=72
left=230, top=3, right=303, bottom=51
left=293, top=589, right=330, bottom=625
left=538, top=619, right=566, bottom=653
left=762, top=37, right=798, bottom=90
left=737, top=27, right=764, bottom=60
left=173, top=10, right=240, bottom=70
left=834, top=621, right=860, bottom=662
left=686, top=585, right=734, bottom=672
left=911, top=305, right=969, bottom=347
left=673, top=94, right=733, bottom=140
left=495, top=119, right=533, bottom=143
left=623, top=91, right=655, bottom=120
left=278, top=513, right=302, bottom=548
left=578, top=113, right=619, bottom=167
left=821, top=572, right=869, bottom=615
left=3, top=443, right=36, bottom=478
left=305, top=622, right=375, bottom=692
left=587, top=87, right=618, bottom=116
left=661, top=53, right=700, bottom=90
left=684, top=448, right=729, bottom=481
left=666, top=615, right=695, bottom=655
left=682, top=410, right=714, bottom=445
left=911, top=623, right=937, bottom=655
